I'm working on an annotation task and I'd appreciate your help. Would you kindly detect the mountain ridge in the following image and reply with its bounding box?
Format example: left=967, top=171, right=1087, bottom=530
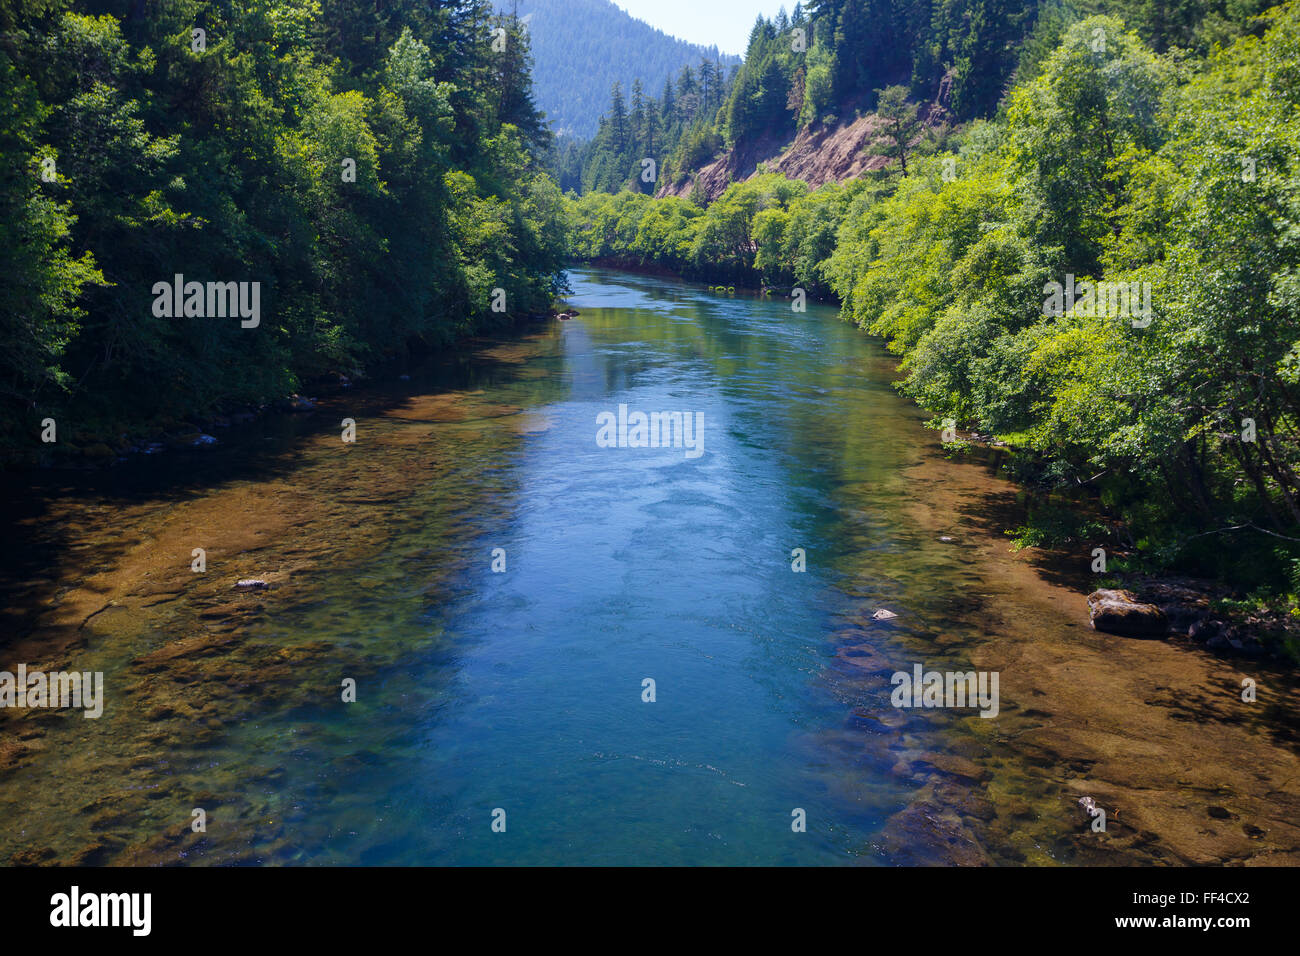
left=495, top=0, right=741, bottom=139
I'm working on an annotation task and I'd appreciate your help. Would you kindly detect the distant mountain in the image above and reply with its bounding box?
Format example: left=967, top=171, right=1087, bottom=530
left=496, top=0, right=741, bottom=139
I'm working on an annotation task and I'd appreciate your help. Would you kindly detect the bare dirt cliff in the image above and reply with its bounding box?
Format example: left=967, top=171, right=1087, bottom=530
left=657, top=81, right=953, bottom=203
left=657, top=113, right=893, bottom=203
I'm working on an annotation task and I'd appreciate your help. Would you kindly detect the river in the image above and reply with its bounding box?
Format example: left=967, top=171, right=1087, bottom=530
left=2, top=267, right=1297, bottom=866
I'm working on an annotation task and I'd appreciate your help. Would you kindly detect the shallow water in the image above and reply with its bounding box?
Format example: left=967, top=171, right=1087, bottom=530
left=2, top=267, right=1298, bottom=866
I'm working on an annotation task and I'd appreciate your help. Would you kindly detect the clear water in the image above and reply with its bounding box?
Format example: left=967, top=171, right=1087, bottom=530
left=239, top=267, right=929, bottom=865
left=5, top=268, right=1294, bottom=867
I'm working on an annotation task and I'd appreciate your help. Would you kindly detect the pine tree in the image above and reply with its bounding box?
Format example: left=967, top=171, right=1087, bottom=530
left=676, top=64, right=698, bottom=120
left=491, top=6, right=550, bottom=153
left=865, top=84, right=920, bottom=176
left=660, top=78, right=676, bottom=123
left=699, top=59, right=716, bottom=114
left=608, top=82, right=629, bottom=153
left=630, top=78, right=646, bottom=153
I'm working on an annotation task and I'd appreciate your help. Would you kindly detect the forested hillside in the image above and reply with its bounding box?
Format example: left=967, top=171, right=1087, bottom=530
left=566, top=2, right=1300, bottom=593
left=718, top=0, right=1279, bottom=141
left=494, top=0, right=739, bottom=139
left=2, top=0, right=568, bottom=461
left=549, top=56, right=738, bottom=194
left=10, top=0, right=1300, bottom=596
left=568, top=0, right=1279, bottom=198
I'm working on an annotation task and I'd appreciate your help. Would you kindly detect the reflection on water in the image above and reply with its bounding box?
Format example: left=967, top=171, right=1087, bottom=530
left=1, top=268, right=1297, bottom=866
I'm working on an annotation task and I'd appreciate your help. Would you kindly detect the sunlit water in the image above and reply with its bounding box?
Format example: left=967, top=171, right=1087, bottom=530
left=3, top=268, right=1297, bottom=866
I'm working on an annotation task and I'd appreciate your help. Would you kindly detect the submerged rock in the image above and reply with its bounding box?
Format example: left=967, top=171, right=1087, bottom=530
left=234, top=579, right=269, bottom=590
left=918, top=753, right=990, bottom=783
left=872, top=608, right=898, bottom=621
left=880, top=801, right=991, bottom=866
left=1087, top=589, right=1168, bottom=637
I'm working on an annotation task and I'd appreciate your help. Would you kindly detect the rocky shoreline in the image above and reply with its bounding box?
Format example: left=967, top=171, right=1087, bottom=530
left=6, top=303, right=570, bottom=473
left=1087, top=578, right=1298, bottom=663
left=11, top=375, right=351, bottom=472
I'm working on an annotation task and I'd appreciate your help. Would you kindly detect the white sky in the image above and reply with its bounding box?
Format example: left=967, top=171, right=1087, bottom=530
left=611, top=0, right=796, bottom=57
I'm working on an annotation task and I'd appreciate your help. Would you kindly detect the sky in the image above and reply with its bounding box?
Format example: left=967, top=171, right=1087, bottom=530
left=611, top=0, right=796, bottom=57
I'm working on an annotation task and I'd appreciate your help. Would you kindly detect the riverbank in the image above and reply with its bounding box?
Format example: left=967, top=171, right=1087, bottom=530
left=3, top=308, right=566, bottom=475
left=567, top=5, right=1300, bottom=595
left=565, top=258, right=1300, bottom=664
left=4, top=267, right=1296, bottom=866
left=574, top=255, right=839, bottom=301
left=857, top=447, right=1300, bottom=865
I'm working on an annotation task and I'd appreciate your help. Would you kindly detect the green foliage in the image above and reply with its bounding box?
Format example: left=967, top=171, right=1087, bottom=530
left=1005, top=502, right=1111, bottom=549
left=798, top=37, right=836, bottom=127
left=553, top=54, right=735, bottom=195
left=569, top=1, right=1300, bottom=590
left=831, top=6, right=1300, bottom=582
left=566, top=171, right=859, bottom=293
left=2, top=0, right=568, bottom=454
left=864, top=85, right=921, bottom=176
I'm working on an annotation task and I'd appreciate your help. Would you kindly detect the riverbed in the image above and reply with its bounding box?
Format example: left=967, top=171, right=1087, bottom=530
left=2, top=267, right=1297, bottom=865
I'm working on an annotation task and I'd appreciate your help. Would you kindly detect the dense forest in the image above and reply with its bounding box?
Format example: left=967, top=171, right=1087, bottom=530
left=565, top=0, right=1280, bottom=196
left=566, top=1, right=1300, bottom=593
left=492, top=0, right=739, bottom=140
left=1, top=0, right=568, bottom=461
left=9, top=0, right=1300, bottom=596
left=549, top=56, right=738, bottom=195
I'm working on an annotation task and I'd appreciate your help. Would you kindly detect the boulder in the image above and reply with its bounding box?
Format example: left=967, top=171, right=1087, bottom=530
left=1087, top=589, right=1168, bottom=637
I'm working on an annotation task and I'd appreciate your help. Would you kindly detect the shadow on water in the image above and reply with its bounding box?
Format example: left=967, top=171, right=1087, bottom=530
left=1, top=266, right=1297, bottom=866
left=0, top=335, right=570, bottom=645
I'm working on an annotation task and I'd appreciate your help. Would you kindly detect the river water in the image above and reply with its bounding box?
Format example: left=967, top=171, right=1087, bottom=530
left=2, top=267, right=1297, bottom=866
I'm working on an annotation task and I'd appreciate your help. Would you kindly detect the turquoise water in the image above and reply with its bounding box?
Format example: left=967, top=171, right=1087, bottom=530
left=0, top=267, right=1074, bottom=865
left=6, top=267, right=1295, bottom=866
left=227, top=268, right=929, bottom=864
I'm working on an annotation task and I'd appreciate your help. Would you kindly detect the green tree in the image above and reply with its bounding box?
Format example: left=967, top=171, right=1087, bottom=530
left=866, top=85, right=921, bottom=176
